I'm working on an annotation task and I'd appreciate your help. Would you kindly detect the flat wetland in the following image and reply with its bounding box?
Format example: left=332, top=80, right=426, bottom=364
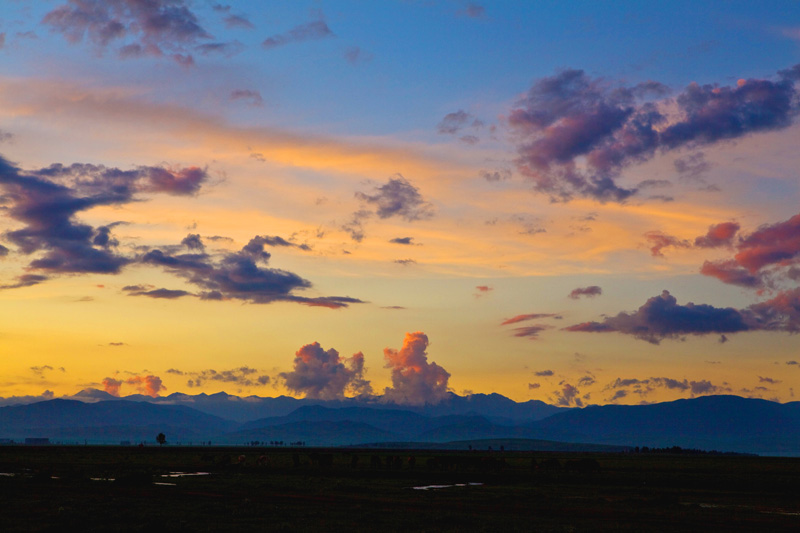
left=1, top=445, right=798, bottom=531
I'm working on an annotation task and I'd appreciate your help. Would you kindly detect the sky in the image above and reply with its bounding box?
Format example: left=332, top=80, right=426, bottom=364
left=1, top=0, right=800, bottom=407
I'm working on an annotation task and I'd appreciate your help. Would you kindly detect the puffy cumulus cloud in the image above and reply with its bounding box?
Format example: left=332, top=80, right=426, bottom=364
left=568, top=285, right=602, bottom=299
left=262, top=19, right=334, bottom=49
left=748, top=288, right=800, bottom=333
left=509, top=66, right=800, bottom=202
left=186, top=366, right=270, bottom=389
left=278, top=343, right=372, bottom=400
left=102, top=376, right=123, bottom=396
left=125, top=374, right=165, bottom=397
left=0, top=156, right=208, bottom=281
left=564, top=290, right=750, bottom=344
left=138, top=235, right=360, bottom=308
left=43, top=0, right=214, bottom=65
left=382, top=332, right=450, bottom=406
left=355, top=175, right=434, bottom=222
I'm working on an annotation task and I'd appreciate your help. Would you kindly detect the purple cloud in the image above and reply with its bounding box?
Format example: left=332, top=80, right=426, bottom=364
left=262, top=20, right=334, bottom=49
left=509, top=66, right=799, bottom=202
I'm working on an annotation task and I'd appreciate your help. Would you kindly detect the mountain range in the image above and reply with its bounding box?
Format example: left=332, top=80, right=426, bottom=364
left=1, top=392, right=798, bottom=455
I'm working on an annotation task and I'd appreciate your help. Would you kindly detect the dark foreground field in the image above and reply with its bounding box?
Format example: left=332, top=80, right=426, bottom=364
left=1, top=446, right=798, bottom=532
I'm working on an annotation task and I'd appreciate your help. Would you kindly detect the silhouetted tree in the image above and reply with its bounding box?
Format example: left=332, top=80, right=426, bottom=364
left=156, top=432, right=166, bottom=446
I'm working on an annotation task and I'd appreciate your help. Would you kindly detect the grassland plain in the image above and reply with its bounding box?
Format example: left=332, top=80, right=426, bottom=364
left=1, top=446, right=799, bottom=532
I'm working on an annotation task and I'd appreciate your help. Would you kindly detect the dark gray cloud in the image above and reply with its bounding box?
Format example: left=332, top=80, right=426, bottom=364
left=509, top=66, right=799, bottom=202
left=125, top=287, right=193, bottom=299
left=279, top=343, right=371, bottom=400
left=139, top=235, right=361, bottom=308
left=566, top=288, right=800, bottom=343
left=603, top=375, right=728, bottom=400
left=187, top=366, right=270, bottom=388
left=355, top=175, right=433, bottom=221
left=479, top=169, right=511, bottom=182
left=262, top=19, right=334, bottom=49
left=43, top=0, right=212, bottom=65
left=674, top=151, right=712, bottom=181
left=568, top=285, right=602, bottom=299
left=551, top=382, right=583, bottom=407
left=195, top=40, right=243, bottom=57
left=534, top=369, right=554, bottom=377
left=0, top=156, right=209, bottom=279
left=565, top=290, right=750, bottom=344
left=511, top=325, right=550, bottom=339
left=389, top=237, right=415, bottom=245
left=230, top=89, right=263, bottom=106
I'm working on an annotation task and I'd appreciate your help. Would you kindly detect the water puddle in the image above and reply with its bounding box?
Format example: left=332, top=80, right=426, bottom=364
left=412, top=482, right=483, bottom=491
left=161, top=472, right=210, bottom=478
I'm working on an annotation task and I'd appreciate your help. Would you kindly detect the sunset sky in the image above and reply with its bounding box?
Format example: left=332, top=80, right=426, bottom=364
left=2, top=1, right=800, bottom=407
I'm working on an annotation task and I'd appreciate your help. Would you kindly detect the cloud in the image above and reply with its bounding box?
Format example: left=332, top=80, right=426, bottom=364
left=644, top=231, right=690, bottom=257
left=674, top=151, right=712, bottom=181
left=389, top=237, right=415, bottom=245
left=0, top=390, right=56, bottom=407
left=694, top=222, right=740, bottom=248
left=701, top=212, right=800, bottom=288
left=222, top=14, right=254, bottom=30
left=474, top=285, right=493, bottom=297
left=758, top=376, right=781, bottom=384
left=511, top=325, right=550, bottom=339
left=230, top=89, right=263, bottom=107
left=355, top=175, right=434, bottom=222
left=138, top=235, right=361, bottom=308
left=43, top=0, right=212, bottom=65
left=552, top=383, right=583, bottom=407
left=394, top=259, right=417, bottom=266
left=102, top=377, right=123, bottom=396
left=604, top=376, right=728, bottom=399
left=125, top=374, right=165, bottom=397
left=437, top=110, right=482, bottom=135
left=279, top=343, right=372, bottom=400
left=528, top=383, right=541, bottom=389
left=479, top=169, right=511, bottom=182
left=564, top=290, right=750, bottom=344
left=195, top=41, right=243, bottom=57
left=534, top=369, right=554, bottom=377
left=186, top=366, right=270, bottom=389
left=344, top=46, right=372, bottom=65
left=460, top=3, right=486, bottom=18
left=382, top=332, right=450, bottom=405
left=0, top=156, right=209, bottom=280
left=262, top=19, right=334, bottom=49
left=500, top=313, right=558, bottom=325
left=125, top=287, right=193, bottom=299
left=509, top=66, right=799, bottom=202
left=568, top=285, right=602, bottom=299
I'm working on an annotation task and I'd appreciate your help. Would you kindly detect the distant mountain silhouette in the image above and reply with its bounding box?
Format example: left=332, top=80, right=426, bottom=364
left=64, top=389, right=567, bottom=423
left=2, top=394, right=799, bottom=454
left=526, top=395, right=800, bottom=455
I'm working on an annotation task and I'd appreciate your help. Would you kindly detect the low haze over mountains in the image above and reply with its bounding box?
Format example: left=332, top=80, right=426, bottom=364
left=1, top=393, right=798, bottom=456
